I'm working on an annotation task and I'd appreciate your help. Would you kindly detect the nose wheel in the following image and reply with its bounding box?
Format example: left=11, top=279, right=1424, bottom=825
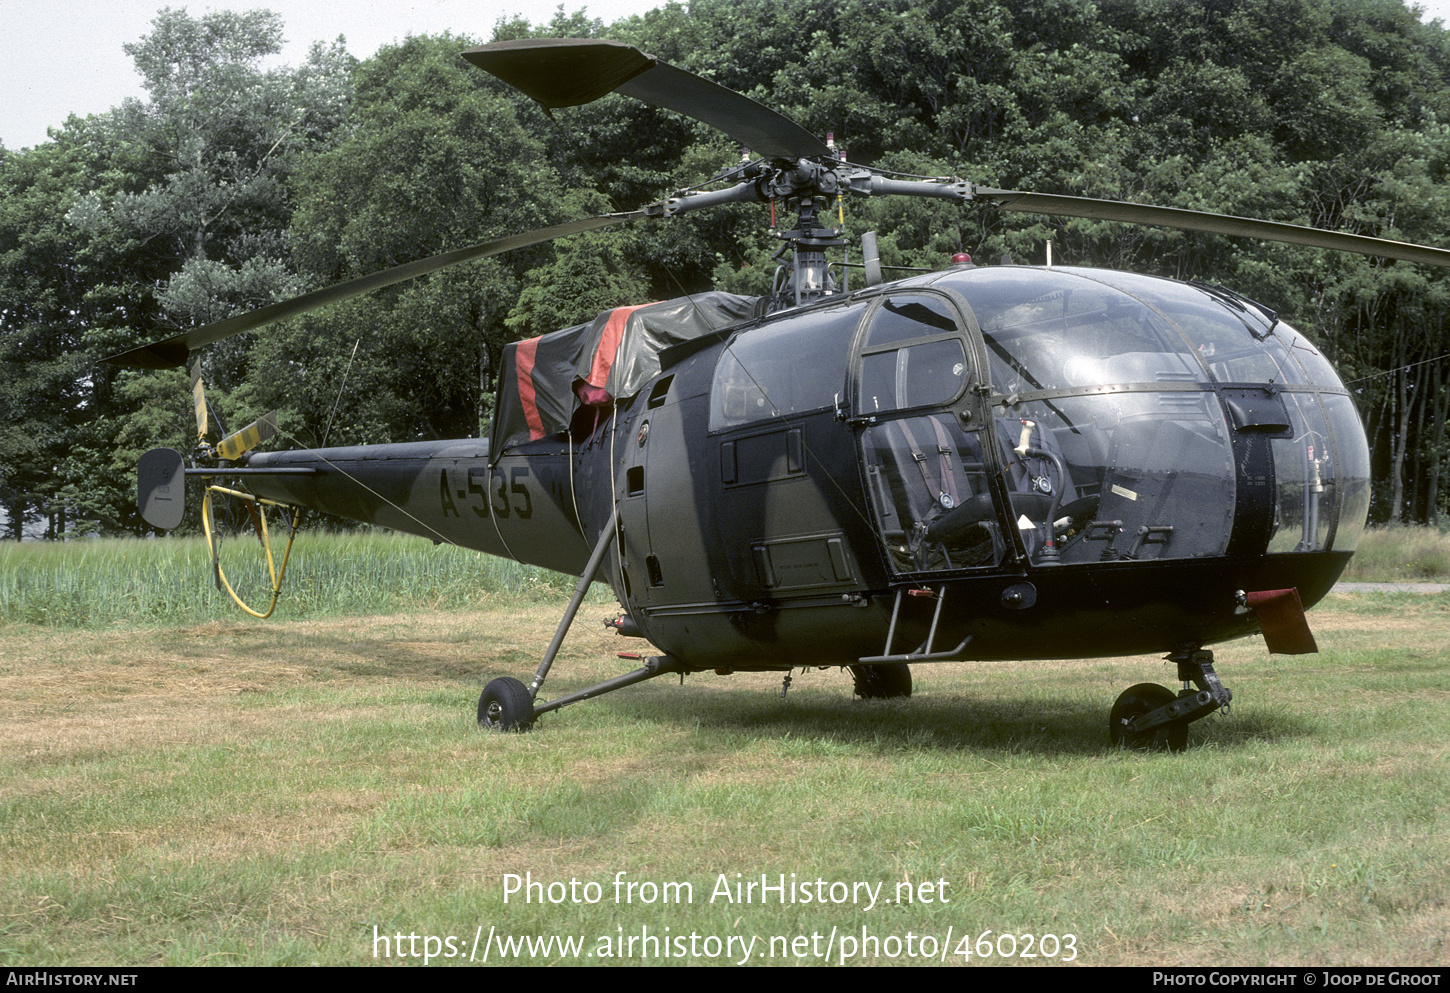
left=1109, top=683, right=1189, bottom=751
left=1109, top=649, right=1232, bottom=752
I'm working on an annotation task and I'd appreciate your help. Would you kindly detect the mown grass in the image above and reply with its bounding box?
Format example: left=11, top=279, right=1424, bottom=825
left=0, top=588, right=1445, bottom=967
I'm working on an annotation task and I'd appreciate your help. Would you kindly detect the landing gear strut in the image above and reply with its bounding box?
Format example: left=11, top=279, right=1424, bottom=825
left=476, top=506, right=692, bottom=732
left=1109, top=648, right=1232, bottom=752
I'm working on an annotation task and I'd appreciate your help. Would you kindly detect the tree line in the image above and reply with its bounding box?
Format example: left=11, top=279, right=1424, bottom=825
left=2, top=0, right=1448, bottom=538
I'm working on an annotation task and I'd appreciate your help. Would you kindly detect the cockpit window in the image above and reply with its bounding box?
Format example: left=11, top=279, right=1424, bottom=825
left=959, top=269, right=1205, bottom=393
left=1083, top=270, right=1311, bottom=385
left=856, top=294, right=970, bottom=415
left=710, top=302, right=862, bottom=430
left=865, top=295, right=960, bottom=347
left=859, top=338, right=969, bottom=413
left=1274, top=325, right=1345, bottom=389
left=879, top=266, right=1367, bottom=569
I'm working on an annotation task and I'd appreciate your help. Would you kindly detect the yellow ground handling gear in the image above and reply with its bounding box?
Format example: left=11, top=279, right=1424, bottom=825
left=200, top=484, right=304, bottom=619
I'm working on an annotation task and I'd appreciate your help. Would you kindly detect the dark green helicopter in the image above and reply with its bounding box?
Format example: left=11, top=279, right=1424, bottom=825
left=110, top=39, right=1450, bottom=751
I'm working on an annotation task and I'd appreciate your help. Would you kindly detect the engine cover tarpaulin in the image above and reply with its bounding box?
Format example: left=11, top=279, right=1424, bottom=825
left=491, top=292, right=760, bottom=454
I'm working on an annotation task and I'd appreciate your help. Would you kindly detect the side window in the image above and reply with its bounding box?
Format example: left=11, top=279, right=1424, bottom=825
left=710, top=303, right=863, bottom=430
left=857, top=295, right=970, bottom=415
left=860, top=339, right=969, bottom=413
left=865, top=295, right=960, bottom=346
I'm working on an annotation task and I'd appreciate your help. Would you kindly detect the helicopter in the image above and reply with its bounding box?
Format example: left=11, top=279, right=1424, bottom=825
left=108, top=38, right=1450, bottom=752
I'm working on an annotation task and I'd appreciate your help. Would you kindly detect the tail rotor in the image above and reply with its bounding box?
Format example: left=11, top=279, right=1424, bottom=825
left=188, top=358, right=279, bottom=462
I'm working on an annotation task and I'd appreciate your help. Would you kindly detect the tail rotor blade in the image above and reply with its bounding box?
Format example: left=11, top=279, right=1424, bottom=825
left=137, top=447, right=186, bottom=531
left=190, top=359, right=208, bottom=441
left=216, top=411, right=278, bottom=461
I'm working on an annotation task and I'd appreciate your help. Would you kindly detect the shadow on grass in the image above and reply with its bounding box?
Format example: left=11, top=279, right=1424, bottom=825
left=168, top=629, right=542, bottom=681
left=576, top=678, right=1321, bottom=758
left=164, top=626, right=1320, bottom=757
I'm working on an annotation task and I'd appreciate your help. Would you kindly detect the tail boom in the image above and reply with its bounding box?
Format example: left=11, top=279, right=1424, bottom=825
left=242, top=439, right=594, bottom=576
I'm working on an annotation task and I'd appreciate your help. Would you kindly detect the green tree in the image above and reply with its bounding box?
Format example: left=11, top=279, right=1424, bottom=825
left=76, top=9, right=352, bottom=380
left=257, top=33, right=600, bottom=444
left=0, top=132, right=113, bottom=537
left=0, top=8, right=353, bottom=536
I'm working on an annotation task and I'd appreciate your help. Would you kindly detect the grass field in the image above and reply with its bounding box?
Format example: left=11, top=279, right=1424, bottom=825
left=1339, top=526, right=1450, bottom=582
left=0, top=530, right=593, bottom=628
left=0, top=557, right=1446, bottom=965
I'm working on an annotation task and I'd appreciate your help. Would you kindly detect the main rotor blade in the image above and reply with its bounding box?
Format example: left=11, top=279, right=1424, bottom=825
left=104, top=213, right=645, bottom=369
left=463, top=39, right=831, bottom=160
left=973, top=189, right=1450, bottom=269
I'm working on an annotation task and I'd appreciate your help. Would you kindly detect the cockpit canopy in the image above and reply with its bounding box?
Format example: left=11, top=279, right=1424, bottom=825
left=959, top=266, right=1341, bottom=393
left=704, top=265, right=1370, bottom=575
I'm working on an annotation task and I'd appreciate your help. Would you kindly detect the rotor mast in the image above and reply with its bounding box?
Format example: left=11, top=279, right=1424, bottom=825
left=659, top=154, right=972, bottom=313
left=770, top=191, right=845, bottom=310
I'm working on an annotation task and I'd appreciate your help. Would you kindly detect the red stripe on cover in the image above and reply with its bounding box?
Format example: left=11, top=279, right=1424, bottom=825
left=515, top=337, right=544, bottom=440
left=587, top=305, right=648, bottom=389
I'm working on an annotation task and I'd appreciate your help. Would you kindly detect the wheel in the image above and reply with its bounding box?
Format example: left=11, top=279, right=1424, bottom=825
left=1109, top=682, right=1188, bottom=752
left=849, top=663, right=912, bottom=699
left=478, top=677, right=535, bottom=731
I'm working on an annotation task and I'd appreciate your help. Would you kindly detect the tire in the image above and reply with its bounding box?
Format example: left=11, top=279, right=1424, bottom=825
left=849, top=663, right=912, bottom=699
left=1108, top=682, right=1188, bottom=752
left=478, top=677, right=535, bottom=732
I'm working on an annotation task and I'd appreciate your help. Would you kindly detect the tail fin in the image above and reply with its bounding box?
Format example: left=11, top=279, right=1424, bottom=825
left=137, top=448, right=186, bottom=530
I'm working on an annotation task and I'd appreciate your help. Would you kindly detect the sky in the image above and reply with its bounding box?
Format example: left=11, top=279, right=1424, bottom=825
left=0, top=0, right=671, bottom=151
left=7, top=0, right=1450, bottom=151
